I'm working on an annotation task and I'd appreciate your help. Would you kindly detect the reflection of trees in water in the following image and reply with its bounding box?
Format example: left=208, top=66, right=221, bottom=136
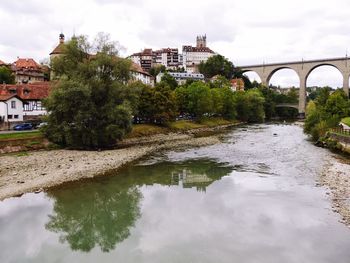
left=46, top=184, right=141, bottom=252
left=46, top=158, right=232, bottom=253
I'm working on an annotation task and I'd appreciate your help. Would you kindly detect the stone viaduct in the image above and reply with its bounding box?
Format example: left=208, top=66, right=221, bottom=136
left=238, top=57, right=350, bottom=115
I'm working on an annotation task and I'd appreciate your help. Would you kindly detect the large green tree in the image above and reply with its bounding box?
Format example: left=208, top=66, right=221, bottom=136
left=198, top=55, right=234, bottom=79
left=0, top=66, right=15, bottom=84
left=44, top=34, right=133, bottom=149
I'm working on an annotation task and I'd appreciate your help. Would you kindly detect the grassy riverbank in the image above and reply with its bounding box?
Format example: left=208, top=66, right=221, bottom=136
left=0, top=118, right=238, bottom=154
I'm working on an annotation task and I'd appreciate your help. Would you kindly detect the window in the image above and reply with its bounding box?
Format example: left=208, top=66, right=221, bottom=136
left=8, top=115, right=13, bottom=119
left=14, top=115, right=19, bottom=119
left=11, top=101, right=16, bottom=109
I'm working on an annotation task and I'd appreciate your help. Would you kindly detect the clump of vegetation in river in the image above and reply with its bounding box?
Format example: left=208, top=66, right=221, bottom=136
left=304, top=88, right=350, bottom=141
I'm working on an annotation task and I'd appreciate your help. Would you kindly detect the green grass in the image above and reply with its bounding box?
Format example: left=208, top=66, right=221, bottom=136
left=127, top=124, right=169, bottom=138
left=199, top=117, right=234, bottom=127
left=0, top=131, right=42, bottom=141
left=166, top=120, right=203, bottom=130
left=341, top=117, right=350, bottom=127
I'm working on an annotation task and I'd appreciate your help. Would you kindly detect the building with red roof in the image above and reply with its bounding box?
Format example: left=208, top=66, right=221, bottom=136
left=12, top=58, right=45, bottom=84
left=0, top=82, right=51, bottom=123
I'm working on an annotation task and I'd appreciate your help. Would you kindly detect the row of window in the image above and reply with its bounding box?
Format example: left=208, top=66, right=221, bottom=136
left=8, top=115, right=19, bottom=119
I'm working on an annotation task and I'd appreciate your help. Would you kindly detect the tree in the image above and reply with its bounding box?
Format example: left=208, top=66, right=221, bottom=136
left=234, top=89, right=265, bottom=122
left=186, top=82, right=213, bottom=118
left=44, top=33, right=133, bottom=149
left=0, top=66, right=15, bottom=84
left=198, top=55, right=234, bottom=79
left=160, top=72, right=178, bottom=90
left=149, top=64, right=166, bottom=80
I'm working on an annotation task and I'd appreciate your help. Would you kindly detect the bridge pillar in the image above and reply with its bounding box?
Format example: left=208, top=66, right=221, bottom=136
left=298, top=75, right=307, bottom=116
left=343, top=72, right=349, bottom=97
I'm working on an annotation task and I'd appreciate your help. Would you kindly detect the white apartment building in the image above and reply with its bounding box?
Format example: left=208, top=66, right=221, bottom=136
left=156, top=72, right=204, bottom=85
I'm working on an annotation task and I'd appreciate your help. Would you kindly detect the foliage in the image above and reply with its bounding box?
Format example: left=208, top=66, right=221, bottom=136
left=149, top=64, right=166, bottom=79
left=198, top=55, right=234, bottom=79
left=135, top=82, right=177, bottom=124
left=304, top=88, right=350, bottom=141
left=44, top=33, right=133, bottom=149
left=186, top=82, right=213, bottom=118
left=234, top=89, right=265, bottom=122
left=0, top=66, right=15, bottom=84
left=160, top=72, right=178, bottom=90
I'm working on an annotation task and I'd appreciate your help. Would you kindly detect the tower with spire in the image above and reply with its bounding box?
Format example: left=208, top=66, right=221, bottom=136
left=196, top=34, right=207, bottom=48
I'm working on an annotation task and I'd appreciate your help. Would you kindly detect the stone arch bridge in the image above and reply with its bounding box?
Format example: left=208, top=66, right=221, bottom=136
left=238, top=57, right=350, bottom=115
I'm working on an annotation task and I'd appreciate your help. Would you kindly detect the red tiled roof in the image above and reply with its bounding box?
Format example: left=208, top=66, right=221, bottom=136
left=0, top=94, right=17, bottom=101
left=50, top=43, right=65, bottom=55
left=0, top=82, right=51, bottom=100
left=13, top=58, right=41, bottom=70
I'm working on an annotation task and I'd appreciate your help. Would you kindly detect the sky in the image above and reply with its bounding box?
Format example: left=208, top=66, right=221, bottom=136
left=1, top=0, right=350, bottom=88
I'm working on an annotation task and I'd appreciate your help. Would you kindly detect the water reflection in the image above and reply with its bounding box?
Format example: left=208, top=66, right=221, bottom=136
left=46, top=185, right=142, bottom=252
left=45, top=159, right=232, bottom=252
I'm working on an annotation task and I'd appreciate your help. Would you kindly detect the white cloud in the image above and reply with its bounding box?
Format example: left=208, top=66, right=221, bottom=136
left=0, top=0, right=349, bottom=87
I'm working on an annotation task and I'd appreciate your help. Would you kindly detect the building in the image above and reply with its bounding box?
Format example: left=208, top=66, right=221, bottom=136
left=0, top=59, right=6, bottom=66
left=230, top=78, right=245, bottom=91
left=156, top=72, right=204, bottom=85
left=129, top=48, right=183, bottom=72
left=130, top=62, right=154, bottom=86
left=0, top=82, right=50, bottom=123
left=182, top=35, right=215, bottom=73
left=129, top=49, right=154, bottom=72
left=0, top=94, right=24, bottom=129
left=11, top=58, right=45, bottom=84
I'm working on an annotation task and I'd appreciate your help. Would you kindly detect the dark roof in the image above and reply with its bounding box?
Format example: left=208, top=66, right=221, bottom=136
left=50, top=43, right=65, bottom=55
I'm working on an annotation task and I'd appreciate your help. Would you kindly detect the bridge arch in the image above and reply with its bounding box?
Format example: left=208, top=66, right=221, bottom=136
left=305, top=63, right=344, bottom=89
left=241, top=70, right=262, bottom=84
left=266, top=67, right=300, bottom=87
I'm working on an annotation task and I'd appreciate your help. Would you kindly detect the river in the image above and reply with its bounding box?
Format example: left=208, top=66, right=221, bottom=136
left=1, top=123, right=350, bottom=262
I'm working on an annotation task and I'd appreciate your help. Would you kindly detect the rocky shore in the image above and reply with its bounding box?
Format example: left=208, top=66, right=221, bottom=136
left=0, top=132, right=221, bottom=201
left=320, top=156, right=350, bottom=226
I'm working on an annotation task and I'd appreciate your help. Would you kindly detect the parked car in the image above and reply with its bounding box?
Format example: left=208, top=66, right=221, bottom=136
left=13, top=123, right=33, bottom=131
left=37, top=122, right=48, bottom=129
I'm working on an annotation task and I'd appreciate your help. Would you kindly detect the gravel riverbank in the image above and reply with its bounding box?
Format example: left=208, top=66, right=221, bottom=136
left=320, top=156, right=350, bottom=226
left=0, top=133, right=221, bottom=200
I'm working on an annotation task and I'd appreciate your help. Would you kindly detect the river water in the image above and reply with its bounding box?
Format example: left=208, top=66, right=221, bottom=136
left=1, top=123, right=350, bottom=263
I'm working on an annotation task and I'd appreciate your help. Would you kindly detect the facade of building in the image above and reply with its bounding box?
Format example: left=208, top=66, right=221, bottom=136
left=129, top=48, right=183, bottom=72
left=11, top=58, right=45, bottom=84
left=156, top=72, right=204, bottom=85
left=0, top=82, right=50, bottom=122
left=131, top=62, right=154, bottom=86
left=182, top=35, right=215, bottom=73
left=0, top=95, right=24, bottom=126
left=230, top=78, right=245, bottom=91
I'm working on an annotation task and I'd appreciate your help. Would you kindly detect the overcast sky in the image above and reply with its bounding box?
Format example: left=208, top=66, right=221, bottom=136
left=1, top=0, right=349, bottom=87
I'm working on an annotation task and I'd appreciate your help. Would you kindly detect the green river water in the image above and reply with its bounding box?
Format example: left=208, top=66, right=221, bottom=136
left=1, top=123, right=350, bottom=262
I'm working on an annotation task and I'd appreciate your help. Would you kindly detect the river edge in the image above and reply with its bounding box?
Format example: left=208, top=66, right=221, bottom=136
left=320, top=156, right=350, bottom=227
left=0, top=125, right=235, bottom=201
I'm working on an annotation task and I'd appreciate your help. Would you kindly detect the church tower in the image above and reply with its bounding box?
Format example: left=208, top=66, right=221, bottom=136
left=196, top=35, right=207, bottom=48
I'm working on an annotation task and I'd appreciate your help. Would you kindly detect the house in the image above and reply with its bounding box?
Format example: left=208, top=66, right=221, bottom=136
left=156, top=72, right=204, bottom=85
left=182, top=35, right=215, bottom=73
left=230, top=78, right=245, bottom=91
left=11, top=58, right=45, bottom=84
left=0, top=94, right=24, bottom=129
left=0, top=82, right=50, bottom=122
left=130, top=62, right=154, bottom=86
left=0, top=59, right=6, bottom=66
